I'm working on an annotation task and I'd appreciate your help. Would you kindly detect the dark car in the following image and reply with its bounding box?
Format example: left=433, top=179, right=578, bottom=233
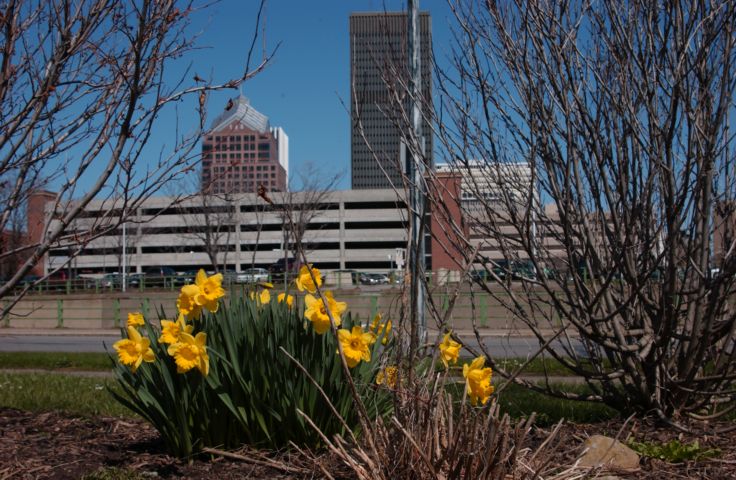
left=45, top=269, right=72, bottom=290
left=139, top=266, right=182, bottom=288
left=269, top=257, right=300, bottom=282
left=127, top=273, right=146, bottom=288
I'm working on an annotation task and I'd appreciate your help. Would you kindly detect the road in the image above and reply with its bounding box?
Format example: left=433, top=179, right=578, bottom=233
left=0, top=334, right=120, bottom=353
left=0, top=332, right=583, bottom=357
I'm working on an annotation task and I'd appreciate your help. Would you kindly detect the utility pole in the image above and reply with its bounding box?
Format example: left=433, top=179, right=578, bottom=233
left=407, top=0, right=426, bottom=351
left=122, top=211, right=127, bottom=293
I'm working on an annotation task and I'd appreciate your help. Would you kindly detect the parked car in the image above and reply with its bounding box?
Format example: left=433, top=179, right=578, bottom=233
left=100, top=273, right=122, bottom=288
left=141, top=266, right=181, bottom=287
left=237, top=268, right=270, bottom=284
left=324, top=269, right=358, bottom=287
left=359, top=272, right=390, bottom=285
left=269, top=257, right=300, bottom=282
left=491, top=260, right=537, bottom=281
left=469, top=269, right=489, bottom=282
left=18, top=275, right=41, bottom=289
left=214, top=269, right=238, bottom=285
left=127, top=273, right=146, bottom=288
left=44, top=270, right=74, bottom=291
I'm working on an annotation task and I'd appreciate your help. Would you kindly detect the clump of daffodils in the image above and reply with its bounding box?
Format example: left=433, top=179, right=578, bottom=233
left=376, top=365, right=398, bottom=388
left=114, top=269, right=226, bottom=377
left=295, top=263, right=372, bottom=370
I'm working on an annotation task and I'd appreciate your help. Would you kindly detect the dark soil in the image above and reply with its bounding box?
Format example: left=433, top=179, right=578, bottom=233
left=2, top=407, right=736, bottom=479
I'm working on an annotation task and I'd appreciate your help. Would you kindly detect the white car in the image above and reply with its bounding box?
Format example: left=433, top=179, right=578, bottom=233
left=237, top=268, right=270, bottom=284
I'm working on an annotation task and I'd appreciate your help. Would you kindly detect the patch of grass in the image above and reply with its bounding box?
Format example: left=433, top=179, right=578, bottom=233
left=448, top=356, right=611, bottom=377
left=445, top=380, right=619, bottom=426
left=627, top=439, right=721, bottom=463
left=495, top=383, right=618, bottom=426
left=1, top=370, right=617, bottom=427
left=0, top=372, right=134, bottom=417
left=0, top=351, right=113, bottom=371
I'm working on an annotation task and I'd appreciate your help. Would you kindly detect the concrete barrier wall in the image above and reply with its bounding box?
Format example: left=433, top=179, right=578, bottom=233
left=1, top=287, right=551, bottom=332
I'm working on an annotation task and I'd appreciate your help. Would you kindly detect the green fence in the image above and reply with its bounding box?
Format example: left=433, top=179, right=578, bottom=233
left=8, top=269, right=476, bottom=297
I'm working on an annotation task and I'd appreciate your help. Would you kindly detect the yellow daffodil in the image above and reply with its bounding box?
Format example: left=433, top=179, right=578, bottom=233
left=463, top=356, right=494, bottom=406
left=113, top=326, right=155, bottom=373
left=259, top=281, right=273, bottom=289
left=277, top=292, right=294, bottom=308
left=295, top=264, right=322, bottom=293
left=167, top=332, right=209, bottom=376
left=376, top=365, right=398, bottom=388
left=259, top=288, right=271, bottom=304
left=439, top=331, right=461, bottom=368
left=127, top=312, right=145, bottom=327
left=194, top=269, right=225, bottom=313
left=249, top=288, right=272, bottom=305
left=158, top=313, right=193, bottom=345
left=177, top=284, right=202, bottom=319
left=337, top=325, right=374, bottom=368
left=304, top=291, right=346, bottom=334
left=369, top=313, right=392, bottom=345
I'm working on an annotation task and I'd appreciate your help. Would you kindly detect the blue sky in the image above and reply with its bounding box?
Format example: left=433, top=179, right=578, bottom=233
left=179, top=0, right=455, bottom=191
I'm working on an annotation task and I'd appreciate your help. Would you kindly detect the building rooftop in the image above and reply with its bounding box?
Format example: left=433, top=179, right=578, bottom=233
left=210, top=96, right=269, bottom=133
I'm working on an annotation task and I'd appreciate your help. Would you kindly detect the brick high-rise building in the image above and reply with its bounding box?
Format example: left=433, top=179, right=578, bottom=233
left=202, top=96, right=288, bottom=194
left=350, top=12, right=433, bottom=189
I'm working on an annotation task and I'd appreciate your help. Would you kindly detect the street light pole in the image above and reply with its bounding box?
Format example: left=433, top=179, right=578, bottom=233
left=407, top=0, right=426, bottom=348
left=122, top=215, right=127, bottom=293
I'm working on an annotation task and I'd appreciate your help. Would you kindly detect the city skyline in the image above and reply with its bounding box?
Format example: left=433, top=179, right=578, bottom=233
left=52, top=1, right=455, bottom=197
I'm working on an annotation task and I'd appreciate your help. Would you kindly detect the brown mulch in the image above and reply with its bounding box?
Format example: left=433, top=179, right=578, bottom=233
left=2, top=407, right=736, bottom=479
left=0, top=408, right=305, bottom=479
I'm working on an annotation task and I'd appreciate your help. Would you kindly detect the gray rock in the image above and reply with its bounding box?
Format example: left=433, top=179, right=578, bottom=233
left=578, top=435, right=640, bottom=470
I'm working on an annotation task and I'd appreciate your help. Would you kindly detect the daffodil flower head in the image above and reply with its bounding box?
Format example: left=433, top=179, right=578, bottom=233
left=439, top=331, right=461, bottom=368
left=113, top=326, right=155, bottom=372
left=159, top=313, right=193, bottom=344
left=376, top=365, right=398, bottom=388
left=304, top=291, right=346, bottom=334
left=277, top=292, right=294, bottom=308
left=463, top=356, right=494, bottom=406
left=259, top=288, right=271, bottom=304
left=369, top=313, right=392, bottom=345
left=167, top=331, right=209, bottom=376
left=296, top=264, right=322, bottom=293
left=177, top=284, right=202, bottom=319
left=194, top=269, right=225, bottom=313
left=127, top=312, right=145, bottom=327
left=337, top=326, right=374, bottom=368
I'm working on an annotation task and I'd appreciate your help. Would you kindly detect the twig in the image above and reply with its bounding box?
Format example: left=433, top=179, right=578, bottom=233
left=201, top=447, right=308, bottom=475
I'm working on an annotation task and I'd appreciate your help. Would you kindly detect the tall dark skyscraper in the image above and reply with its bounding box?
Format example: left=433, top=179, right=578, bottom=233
left=350, top=12, right=433, bottom=189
